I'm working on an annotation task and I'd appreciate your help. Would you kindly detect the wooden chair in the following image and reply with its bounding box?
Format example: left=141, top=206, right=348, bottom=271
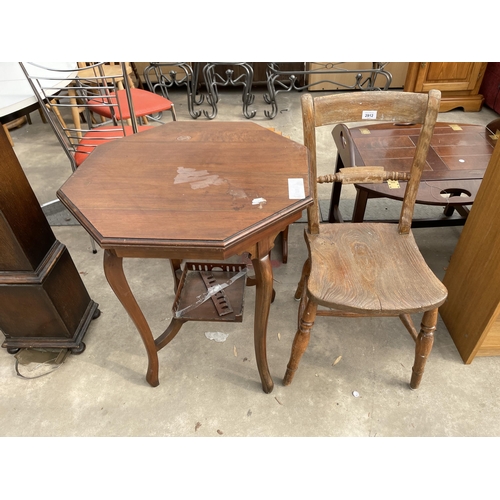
left=285, top=89, right=448, bottom=390
left=77, top=62, right=138, bottom=88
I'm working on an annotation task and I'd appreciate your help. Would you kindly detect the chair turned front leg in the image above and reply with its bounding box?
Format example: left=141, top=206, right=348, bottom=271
left=410, top=308, right=438, bottom=390
left=284, top=298, right=317, bottom=386
left=294, top=258, right=311, bottom=300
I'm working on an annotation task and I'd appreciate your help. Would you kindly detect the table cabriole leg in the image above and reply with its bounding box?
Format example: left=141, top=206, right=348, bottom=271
left=251, top=250, right=275, bottom=394
left=103, top=250, right=160, bottom=387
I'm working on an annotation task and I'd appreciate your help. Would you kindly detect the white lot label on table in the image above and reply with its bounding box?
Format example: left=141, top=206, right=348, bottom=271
left=288, top=178, right=305, bottom=199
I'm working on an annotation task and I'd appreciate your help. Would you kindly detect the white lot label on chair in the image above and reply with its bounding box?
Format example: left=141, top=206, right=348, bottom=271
left=362, top=110, right=377, bottom=120
left=288, top=178, right=305, bottom=199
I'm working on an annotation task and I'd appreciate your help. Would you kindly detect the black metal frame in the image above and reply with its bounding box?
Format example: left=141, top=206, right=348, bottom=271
left=263, top=62, right=393, bottom=119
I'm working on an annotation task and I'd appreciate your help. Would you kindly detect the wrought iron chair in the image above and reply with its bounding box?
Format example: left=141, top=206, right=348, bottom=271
left=19, top=62, right=162, bottom=252
left=201, top=63, right=256, bottom=119
left=143, top=62, right=203, bottom=119
left=285, top=89, right=448, bottom=390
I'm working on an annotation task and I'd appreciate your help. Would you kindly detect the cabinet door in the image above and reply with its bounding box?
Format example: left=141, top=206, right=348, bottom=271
left=414, top=62, right=484, bottom=92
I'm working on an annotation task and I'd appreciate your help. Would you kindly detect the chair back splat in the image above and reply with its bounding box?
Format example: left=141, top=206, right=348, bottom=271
left=302, top=90, right=441, bottom=235
left=287, top=89, right=447, bottom=391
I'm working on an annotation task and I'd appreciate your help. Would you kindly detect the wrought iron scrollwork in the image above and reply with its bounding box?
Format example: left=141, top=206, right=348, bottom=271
left=201, top=62, right=256, bottom=120
left=263, top=62, right=393, bottom=119
left=143, top=62, right=203, bottom=119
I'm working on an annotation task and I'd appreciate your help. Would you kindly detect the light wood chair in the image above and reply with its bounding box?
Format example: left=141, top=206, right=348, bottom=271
left=77, top=62, right=138, bottom=88
left=285, top=89, right=448, bottom=390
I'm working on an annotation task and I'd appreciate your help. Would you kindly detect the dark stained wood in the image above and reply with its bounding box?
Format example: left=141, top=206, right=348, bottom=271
left=0, top=131, right=54, bottom=271
left=286, top=90, right=447, bottom=390
left=330, top=122, right=496, bottom=226
left=103, top=249, right=160, bottom=387
left=0, top=125, right=99, bottom=353
left=58, top=121, right=312, bottom=392
left=348, top=122, right=494, bottom=179
left=251, top=249, right=274, bottom=393
left=58, top=121, right=310, bottom=254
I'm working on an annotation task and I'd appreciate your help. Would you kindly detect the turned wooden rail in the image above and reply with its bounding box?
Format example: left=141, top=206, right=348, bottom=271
left=318, top=166, right=412, bottom=185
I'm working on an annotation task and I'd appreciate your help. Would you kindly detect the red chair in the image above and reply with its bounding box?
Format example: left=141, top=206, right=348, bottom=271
left=71, top=125, right=153, bottom=167
left=87, top=86, right=177, bottom=123
left=79, top=62, right=177, bottom=124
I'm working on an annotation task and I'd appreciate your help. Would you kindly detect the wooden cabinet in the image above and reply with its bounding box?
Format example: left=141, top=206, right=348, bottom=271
left=480, top=63, right=500, bottom=114
left=440, top=137, right=500, bottom=363
left=0, top=126, right=99, bottom=354
left=404, top=62, right=487, bottom=111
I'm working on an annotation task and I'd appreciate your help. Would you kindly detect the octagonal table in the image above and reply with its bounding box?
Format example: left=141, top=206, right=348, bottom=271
left=57, top=121, right=311, bottom=393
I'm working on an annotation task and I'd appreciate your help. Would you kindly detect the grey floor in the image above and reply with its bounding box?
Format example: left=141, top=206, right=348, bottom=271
left=2, top=86, right=500, bottom=444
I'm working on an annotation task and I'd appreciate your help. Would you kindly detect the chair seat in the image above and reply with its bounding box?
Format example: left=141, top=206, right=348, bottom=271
left=74, top=125, right=154, bottom=166
left=87, top=88, right=173, bottom=119
left=306, top=223, right=448, bottom=315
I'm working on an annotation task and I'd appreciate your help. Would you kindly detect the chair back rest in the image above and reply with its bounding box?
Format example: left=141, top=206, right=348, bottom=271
left=301, top=89, right=441, bottom=234
left=19, top=62, right=137, bottom=172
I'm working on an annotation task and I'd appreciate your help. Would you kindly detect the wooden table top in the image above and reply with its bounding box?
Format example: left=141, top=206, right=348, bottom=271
left=57, top=121, right=311, bottom=257
left=349, top=122, right=496, bottom=181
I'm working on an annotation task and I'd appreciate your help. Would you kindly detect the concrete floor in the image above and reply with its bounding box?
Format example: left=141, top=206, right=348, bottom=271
left=2, top=85, right=500, bottom=443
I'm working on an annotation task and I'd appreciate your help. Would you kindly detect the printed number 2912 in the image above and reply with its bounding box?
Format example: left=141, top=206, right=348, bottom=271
left=362, top=110, right=377, bottom=120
